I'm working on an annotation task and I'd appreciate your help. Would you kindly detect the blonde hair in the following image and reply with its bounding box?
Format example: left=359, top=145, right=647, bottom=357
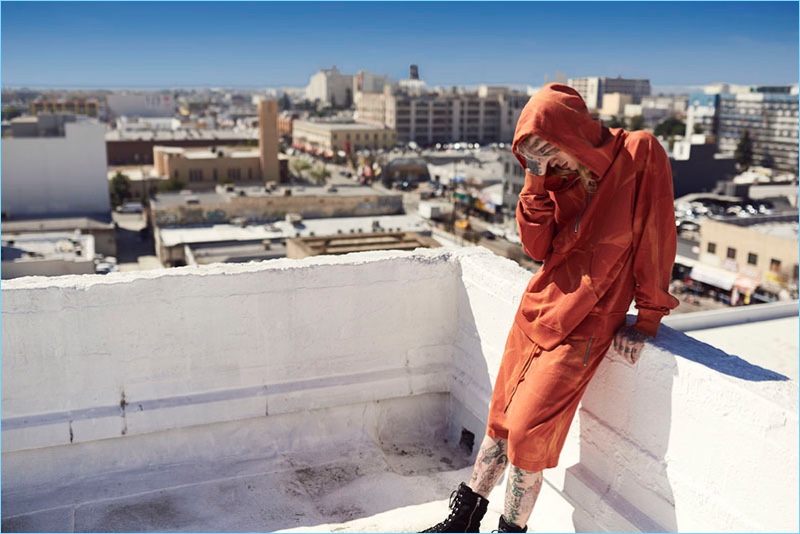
left=552, top=163, right=597, bottom=193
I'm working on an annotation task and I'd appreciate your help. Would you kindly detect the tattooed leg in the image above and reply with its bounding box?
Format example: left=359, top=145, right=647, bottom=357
left=503, top=466, right=543, bottom=529
left=467, top=435, right=509, bottom=498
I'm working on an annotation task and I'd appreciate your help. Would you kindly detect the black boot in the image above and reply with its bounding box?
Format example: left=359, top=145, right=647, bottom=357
left=496, top=515, right=527, bottom=533
left=420, top=482, right=489, bottom=533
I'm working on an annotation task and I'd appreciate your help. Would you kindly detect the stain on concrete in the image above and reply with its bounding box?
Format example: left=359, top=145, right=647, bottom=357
left=295, top=463, right=363, bottom=498
left=381, top=440, right=472, bottom=476
left=77, top=492, right=191, bottom=532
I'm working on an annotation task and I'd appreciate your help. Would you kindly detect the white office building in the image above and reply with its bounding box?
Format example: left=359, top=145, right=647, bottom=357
left=2, top=118, right=111, bottom=218
left=305, top=66, right=355, bottom=108
left=106, top=93, right=175, bottom=119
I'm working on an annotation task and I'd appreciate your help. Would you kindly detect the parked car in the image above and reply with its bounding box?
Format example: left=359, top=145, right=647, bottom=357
left=116, top=202, right=143, bottom=214
left=504, top=231, right=522, bottom=245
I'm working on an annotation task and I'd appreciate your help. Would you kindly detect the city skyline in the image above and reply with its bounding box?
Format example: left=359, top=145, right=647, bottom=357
left=1, top=1, right=798, bottom=90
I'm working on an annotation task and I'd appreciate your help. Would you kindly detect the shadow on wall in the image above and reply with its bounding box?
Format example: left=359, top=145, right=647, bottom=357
left=654, top=326, right=790, bottom=382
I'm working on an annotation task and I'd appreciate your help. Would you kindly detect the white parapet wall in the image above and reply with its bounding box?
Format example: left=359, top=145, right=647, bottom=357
left=2, top=248, right=797, bottom=532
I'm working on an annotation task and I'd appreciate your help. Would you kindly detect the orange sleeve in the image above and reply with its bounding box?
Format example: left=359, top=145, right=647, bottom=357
left=631, top=136, right=681, bottom=337
left=516, top=170, right=556, bottom=262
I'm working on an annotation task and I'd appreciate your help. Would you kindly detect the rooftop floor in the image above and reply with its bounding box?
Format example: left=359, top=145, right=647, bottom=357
left=2, top=426, right=574, bottom=533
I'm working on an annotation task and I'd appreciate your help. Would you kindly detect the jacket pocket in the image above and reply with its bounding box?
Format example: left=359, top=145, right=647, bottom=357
left=503, top=344, right=541, bottom=413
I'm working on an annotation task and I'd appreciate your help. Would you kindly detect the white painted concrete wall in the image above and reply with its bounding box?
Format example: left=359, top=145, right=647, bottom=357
left=2, top=248, right=796, bottom=532
left=2, top=121, right=111, bottom=217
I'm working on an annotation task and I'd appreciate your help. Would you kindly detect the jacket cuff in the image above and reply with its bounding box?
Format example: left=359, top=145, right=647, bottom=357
left=633, top=310, right=663, bottom=337
left=521, top=171, right=547, bottom=196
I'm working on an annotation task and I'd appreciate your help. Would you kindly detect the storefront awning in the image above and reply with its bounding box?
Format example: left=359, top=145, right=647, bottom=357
left=734, top=276, right=759, bottom=294
left=689, top=264, right=738, bottom=291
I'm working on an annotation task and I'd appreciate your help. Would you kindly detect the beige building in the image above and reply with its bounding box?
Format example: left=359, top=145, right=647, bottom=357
left=153, top=145, right=265, bottom=190
left=291, top=120, right=396, bottom=157
left=152, top=98, right=283, bottom=191
left=599, top=93, right=633, bottom=118
left=694, top=218, right=799, bottom=298
left=355, top=85, right=527, bottom=145
left=568, top=76, right=651, bottom=109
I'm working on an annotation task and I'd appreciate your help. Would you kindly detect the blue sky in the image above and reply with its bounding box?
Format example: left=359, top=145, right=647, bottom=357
left=1, top=1, right=798, bottom=89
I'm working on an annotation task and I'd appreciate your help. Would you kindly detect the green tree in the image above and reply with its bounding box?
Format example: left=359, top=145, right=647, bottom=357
left=654, top=117, right=686, bottom=138
left=693, top=123, right=704, bottom=134
left=158, top=176, right=185, bottom=193
left=734, top=130, right=754, bottom=170
left=290, top=158, right=312, bottom=180
left=627, top=115, right=645, bottom=131
left=604, top=116, right=625, bottom=129
left=2, top=106, right=23, bottom=121
left=308, top=165, right=331, bottom=185
left=280, top=93, right=292, bottom=111
left=109, top=172, right=132, bottom=207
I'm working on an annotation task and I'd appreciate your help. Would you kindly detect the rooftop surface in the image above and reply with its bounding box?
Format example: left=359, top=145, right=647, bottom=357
left=106, top=129, right=258, bottom=142
left=2, top=248, right=797, bottom=533
left=293, top=120, right=391, bottom=131
left=748, top=221, right=799, bottom=239
left=152, top=185, right=397, bottom=208
left=159, top=214, right=432, bottom=247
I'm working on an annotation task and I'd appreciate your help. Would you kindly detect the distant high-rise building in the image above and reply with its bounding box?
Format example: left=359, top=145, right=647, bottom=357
left=686, top=85, right=799, bottom=175
left=355, top=84, right=527, bottom=145
left=567, top=76, right=651, bottom=109
left=106, top=93, right=175, bottom=119
left=354, top=70, right=389, bottom=94
left=410, top=65, right=420, bottom=80
left=305, top=66, right=354, bottom=108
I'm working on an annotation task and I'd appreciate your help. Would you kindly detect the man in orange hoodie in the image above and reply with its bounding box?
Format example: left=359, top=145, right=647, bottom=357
left=421, top=84, right=679, bottom=533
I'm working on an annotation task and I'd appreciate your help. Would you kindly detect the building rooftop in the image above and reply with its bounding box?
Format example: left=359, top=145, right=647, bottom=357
left=1, top=232, right=93, bottom=260
left=106, top=128, right=258, bottom=142
left=151, top=184, right=397, bottom=209
left=293, top=120, right=390, bottom=132
left=159, top=214, right=432, bottom=248
left=748, top=221, right=799, bottom=239
left=1, top=216, right=114, bottom=232
left=2, top=249, right=797, bottom=533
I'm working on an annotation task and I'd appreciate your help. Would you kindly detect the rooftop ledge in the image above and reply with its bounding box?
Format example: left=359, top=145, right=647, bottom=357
left=2, top=247, right=797, bottom=533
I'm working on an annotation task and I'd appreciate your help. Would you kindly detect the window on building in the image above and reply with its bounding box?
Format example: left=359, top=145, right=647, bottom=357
left=346, top=134, right=350, bottom=140
left=770, top=259, right=782, bottom=272
left=726, top=247, right=736, bottom=259
left=248, top=168, right=252, bottom=180
left=213, top=169, right=218, bottom=182
left=173, top=170, right=179, bottom=180
left=188, top=169, right=204, bottom=182
left=227, top=168, right=241, bottom=181
left=332, top=134, right=337, bottom=141
left=707, top=242, right=717, bottom=254
left=747, top=253, right=758, bottom=265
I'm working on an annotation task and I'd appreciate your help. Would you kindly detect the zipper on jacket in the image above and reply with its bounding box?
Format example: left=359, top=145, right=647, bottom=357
left=583, top=338, right=594, bottom=366
left=574, top=193, right=593, bottom=233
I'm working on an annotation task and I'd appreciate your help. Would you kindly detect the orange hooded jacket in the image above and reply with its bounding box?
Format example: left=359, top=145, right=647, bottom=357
left=512, top=84, right=679, bottom=351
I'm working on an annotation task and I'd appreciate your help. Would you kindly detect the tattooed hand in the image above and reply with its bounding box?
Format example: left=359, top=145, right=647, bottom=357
left=613, top=325, right=652, bottom=365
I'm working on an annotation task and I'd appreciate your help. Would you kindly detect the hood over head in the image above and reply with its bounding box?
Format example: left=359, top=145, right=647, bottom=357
left=512, top=83, right=621, bottom=181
